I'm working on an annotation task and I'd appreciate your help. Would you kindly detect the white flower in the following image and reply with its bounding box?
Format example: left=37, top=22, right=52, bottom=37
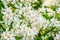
left=26, top=0, right=37, bottom=3
left=1, top=0, right=60, bottom=40
left=42, top=0, right=56, bottom=7
left=57, top=8, right=60, bottom=14
left=50, top=18, right=60, bottom=27
left=20, top=0, right=25, bottom=2
left=1, top=31, right=15, bottom=40
left=55, top=34, right=60, bottom=40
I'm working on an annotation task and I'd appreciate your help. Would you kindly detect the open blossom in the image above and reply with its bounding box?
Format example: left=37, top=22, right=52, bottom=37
left=1, top=31, right=15, bottom=40
left=0, top=0, right=60, bottom=40
left=57, top=8, right=60, bottom=14
left=55, top=34, right=60, bottom=40
left=42, top=0, right=56, bottom=7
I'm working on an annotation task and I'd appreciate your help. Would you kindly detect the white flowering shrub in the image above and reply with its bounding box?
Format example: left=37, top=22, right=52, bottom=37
left=0, top=0, right=60, bottom=40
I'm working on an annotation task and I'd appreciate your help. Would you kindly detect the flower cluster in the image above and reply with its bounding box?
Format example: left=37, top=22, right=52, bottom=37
left=0, top=0, right=60, bottom=40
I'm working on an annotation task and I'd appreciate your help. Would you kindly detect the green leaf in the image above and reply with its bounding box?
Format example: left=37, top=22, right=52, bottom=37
left=27, top=21, right=32, bottom=28
left=48, top=35, right=54, bottom=40
left=41, top=10, right=53, bottom=20
left=50, top=5, right=56, bottom=11
left=55, top=14, right=60, bottom=21
left=32, top=0, right=43, bottom=10
left=44, top=5, right=57, bottom=11
left=7, top=3, right=17, bottom=12
left=34, top=36, right=42, bottom=40
left=0, top=23, right=6, bottom=32
left=0, top=0, right=4, bottom=21
left=42, top=13, right=53, bottom=20
left=34, top=29, right=42, bottom=40
left=15, top=36, right=23, bottom=40
left=42, top=26, right=55, bottom=36
left=0, top=33, right=1, bottom=39
left=0, top=13, right=3, bottom=21
left=0, top=0, right=4, bottom=8
left=20, top=22, right=23, bottom=25
left=18, top=14, right=26, bottom=20
left=8, top=22, right=13, bottom=31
